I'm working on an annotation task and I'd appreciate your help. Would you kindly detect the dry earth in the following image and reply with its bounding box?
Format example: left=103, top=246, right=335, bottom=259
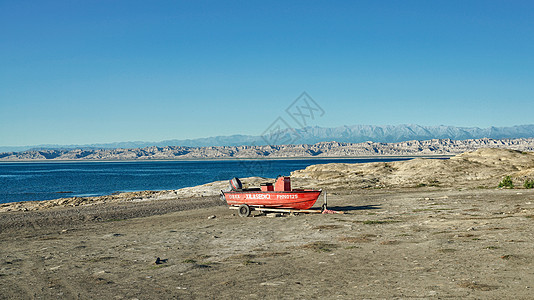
left=1, top=149, right=534, bottom=299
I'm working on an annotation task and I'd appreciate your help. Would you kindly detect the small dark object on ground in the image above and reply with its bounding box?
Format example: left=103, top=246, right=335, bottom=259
left=154, top=257, right=168, bottom=265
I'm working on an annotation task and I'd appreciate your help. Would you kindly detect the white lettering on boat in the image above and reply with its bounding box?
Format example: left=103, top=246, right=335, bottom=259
left=276, top=194, right=298, bottom=200
left=245, top=193, right=271, bottom=200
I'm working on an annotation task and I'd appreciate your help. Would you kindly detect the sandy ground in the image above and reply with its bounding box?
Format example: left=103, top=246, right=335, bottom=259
left=2, top=187, right=534, bottom=299
left=2, top=148, right=534, bottom=299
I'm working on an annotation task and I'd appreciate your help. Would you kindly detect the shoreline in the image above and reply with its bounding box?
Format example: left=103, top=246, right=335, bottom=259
left=0, top=154, right=452, bottom=163
left=2, top=138, right=533, bottom=161
left=2, top=148, right=532, bottom=210
left=0, top=156, right=449, bottom=206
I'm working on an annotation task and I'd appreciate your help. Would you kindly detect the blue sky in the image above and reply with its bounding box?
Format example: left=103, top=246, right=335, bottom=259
left=1, top=0, right=533, bottom=146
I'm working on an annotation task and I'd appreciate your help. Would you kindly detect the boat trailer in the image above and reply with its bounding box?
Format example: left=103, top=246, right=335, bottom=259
left=229, top=191, right=343, bottom=217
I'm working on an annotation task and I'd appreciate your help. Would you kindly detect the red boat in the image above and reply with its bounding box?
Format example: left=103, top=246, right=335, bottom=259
left=221, top=176, right=322, bottom=216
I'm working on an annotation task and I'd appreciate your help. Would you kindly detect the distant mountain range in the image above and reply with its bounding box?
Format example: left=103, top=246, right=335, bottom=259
left=2, top=124, right=534, bottom=153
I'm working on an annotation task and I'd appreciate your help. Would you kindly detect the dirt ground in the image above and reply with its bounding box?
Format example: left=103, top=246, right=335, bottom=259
left=2, top=187, right=534, bottom=299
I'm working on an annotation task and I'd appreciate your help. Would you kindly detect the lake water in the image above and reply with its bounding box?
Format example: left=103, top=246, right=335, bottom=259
left=0, top=158, right=412, bottom=204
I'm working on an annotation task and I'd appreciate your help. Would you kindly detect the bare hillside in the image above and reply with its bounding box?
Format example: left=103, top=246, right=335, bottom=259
left=2, top=138, right=534, bottom=160
left=291, top=148, right=534, bottom=189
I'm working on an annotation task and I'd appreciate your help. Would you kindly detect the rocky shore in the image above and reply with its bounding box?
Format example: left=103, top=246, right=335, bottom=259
left=2, top=148, right=533, bottom=213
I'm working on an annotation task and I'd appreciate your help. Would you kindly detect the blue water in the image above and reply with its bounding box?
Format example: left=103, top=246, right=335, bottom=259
left=0, top=158, right=412, bottom=204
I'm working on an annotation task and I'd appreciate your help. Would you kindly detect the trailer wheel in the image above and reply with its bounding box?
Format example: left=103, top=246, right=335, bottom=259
left=238, top=204, right=251, bottom=217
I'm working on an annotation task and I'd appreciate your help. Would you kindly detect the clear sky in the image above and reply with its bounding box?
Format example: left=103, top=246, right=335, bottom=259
left=1, top=0, right=533, bottom=146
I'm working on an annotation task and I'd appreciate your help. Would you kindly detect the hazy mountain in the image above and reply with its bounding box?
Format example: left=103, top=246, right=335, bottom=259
left=1, top=124, right=534, bottom=153
left=292, top=124, right=534, bottom=144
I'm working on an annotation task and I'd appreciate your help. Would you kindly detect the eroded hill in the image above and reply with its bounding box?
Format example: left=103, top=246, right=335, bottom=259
left=291, top=148, right=534, bottom=189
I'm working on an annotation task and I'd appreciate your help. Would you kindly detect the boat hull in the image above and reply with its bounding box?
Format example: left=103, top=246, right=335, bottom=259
left=223, top=190, right=321, bottom=210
